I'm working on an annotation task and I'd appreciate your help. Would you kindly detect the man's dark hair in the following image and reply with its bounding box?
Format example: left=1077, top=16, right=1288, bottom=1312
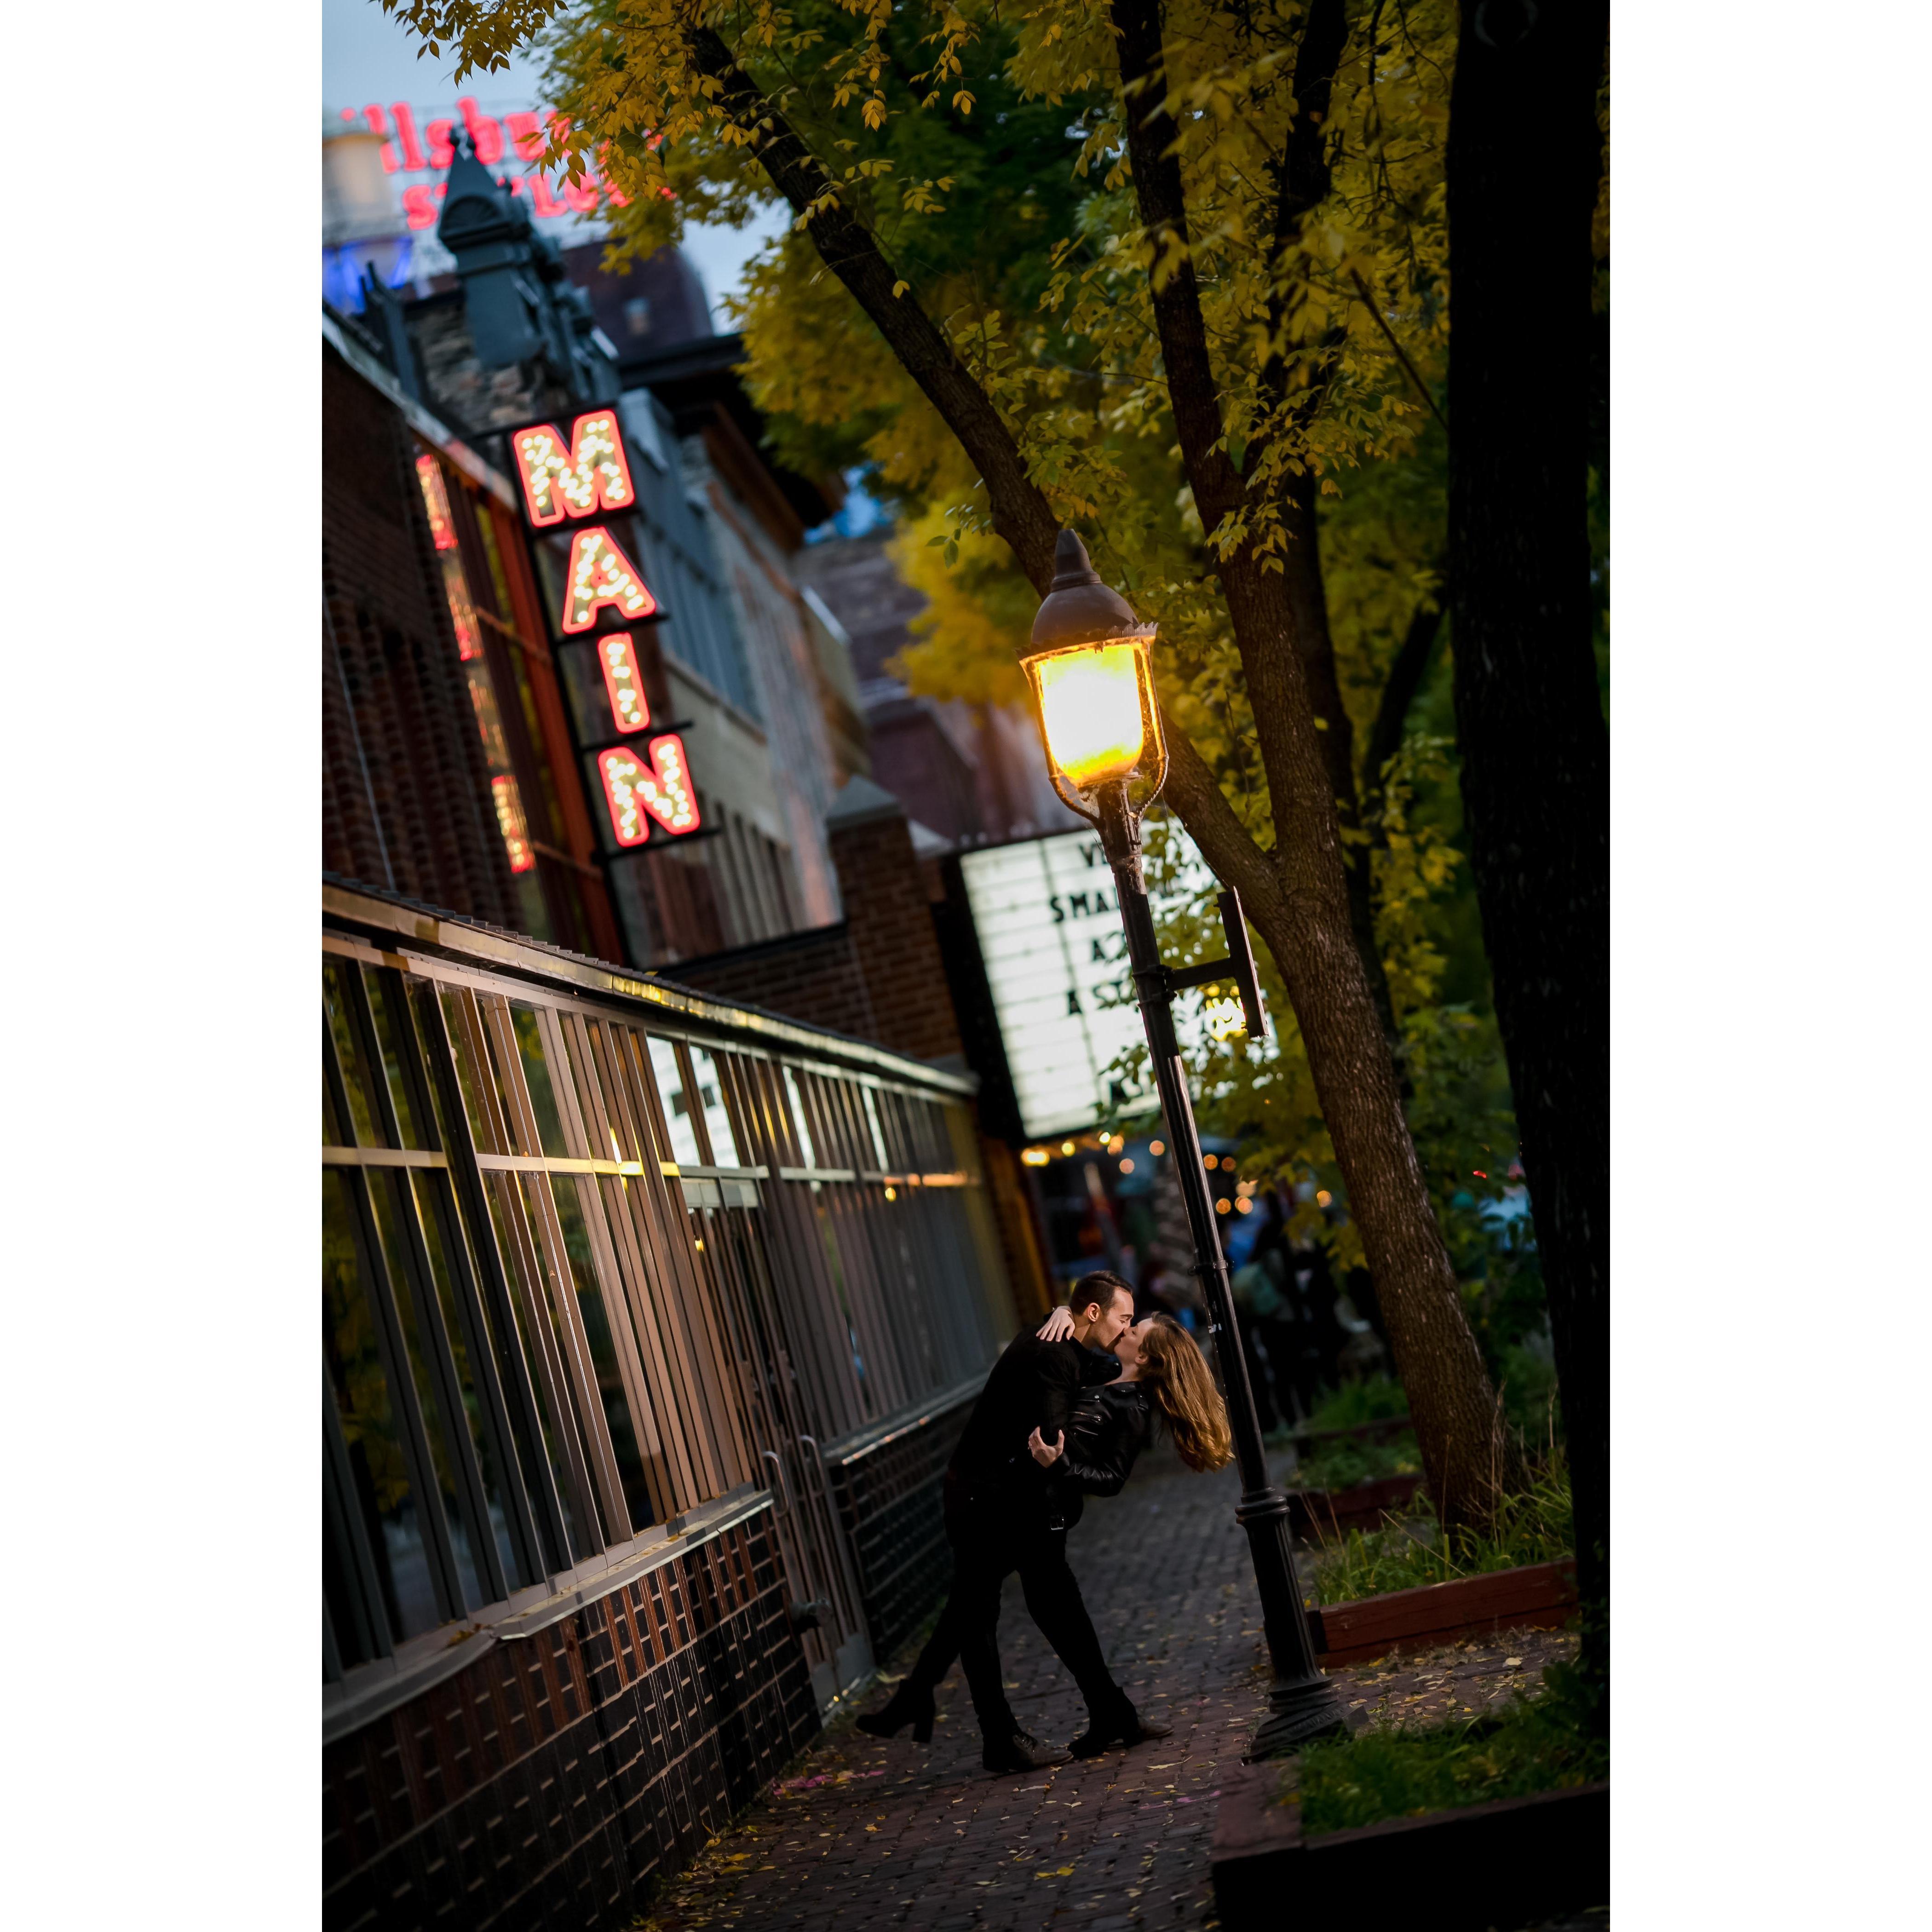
left=1067, top=1270, right=1134, bottom=1322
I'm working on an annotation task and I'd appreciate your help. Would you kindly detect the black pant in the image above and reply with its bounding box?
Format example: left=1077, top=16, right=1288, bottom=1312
left=907, top=1482, right=1128, bottom=1739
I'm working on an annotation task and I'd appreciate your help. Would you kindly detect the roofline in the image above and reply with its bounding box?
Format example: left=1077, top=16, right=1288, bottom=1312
left=322, top=307, right=519, bottom=513
left=323, top=879, right=979, bottom=1098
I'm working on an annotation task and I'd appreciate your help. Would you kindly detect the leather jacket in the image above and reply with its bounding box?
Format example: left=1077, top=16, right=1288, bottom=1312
left=1045, top=1380, right=1153, bottom=1531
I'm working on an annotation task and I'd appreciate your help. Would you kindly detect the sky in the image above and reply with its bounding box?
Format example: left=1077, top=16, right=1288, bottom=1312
left=322, top=0, right=783, bottom=324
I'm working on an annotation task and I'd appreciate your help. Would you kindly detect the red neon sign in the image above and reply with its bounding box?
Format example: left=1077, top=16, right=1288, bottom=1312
left=512, top=411, right=636, bottom=527
left=599, top=737, right=700, bottom=846
left=598, top=633, right=651, bottom=733
left=561, top=526, right=658, bottom=632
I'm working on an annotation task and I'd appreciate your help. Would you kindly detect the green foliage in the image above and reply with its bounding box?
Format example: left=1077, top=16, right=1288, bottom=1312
left=1294, top=1432, right=1419, bottom=1492
left=1311, top=1459, right=1573, bottom=1605
left=1307, top=1375, right=1409, bottom=1431
left=1294, top=1663, right=1609, bottom=1835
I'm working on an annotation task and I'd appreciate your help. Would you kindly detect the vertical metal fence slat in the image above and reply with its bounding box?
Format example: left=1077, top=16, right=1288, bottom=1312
left=411, top=981, right=564, bottom=1582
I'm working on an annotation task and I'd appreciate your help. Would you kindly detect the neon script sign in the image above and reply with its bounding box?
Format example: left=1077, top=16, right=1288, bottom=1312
left=337, top=100, right=644, bottom=230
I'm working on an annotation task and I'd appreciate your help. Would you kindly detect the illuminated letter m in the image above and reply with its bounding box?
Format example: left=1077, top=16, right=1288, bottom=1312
left=512, top=410, right=637, bottom=527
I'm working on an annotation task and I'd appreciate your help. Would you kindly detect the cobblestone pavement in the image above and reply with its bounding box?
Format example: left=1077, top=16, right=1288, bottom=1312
left=633, top=1440, right=1587, bottom=1932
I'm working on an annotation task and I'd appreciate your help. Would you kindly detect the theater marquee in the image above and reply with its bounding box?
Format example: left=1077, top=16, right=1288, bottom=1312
left=959, top=828, right=1217, bottom=1139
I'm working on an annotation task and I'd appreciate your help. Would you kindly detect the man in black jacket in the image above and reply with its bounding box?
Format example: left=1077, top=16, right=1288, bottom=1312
left=861, top=1271, right=1160, bottom=1772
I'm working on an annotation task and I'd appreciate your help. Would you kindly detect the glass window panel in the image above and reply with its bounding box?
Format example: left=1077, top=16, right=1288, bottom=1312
left=412, top=1173, right=520, bottom=1588
left=583, top=1022, right=635, bottom=1164
left=861, top=1087, right=891, bottom=1171
left=511, top=1006, right=568, bottom=1157
left=782, top=1067, right=817, bottom=1168
left=648, top=1037, right=703, bottom=1167
left=688, top=1046, right=740, bottom=1167
left=324, top=1066, right=342, bottom=1147
left=440, top=992, right=499, bottom=1153
left=322, top=1171, right=440, bottom=1640
left=323, top=960, right=381, bottom=1146
left=484, top=1178, right=589, bottom=1561
left=365, top=973, right=426, bottom=1151
left=366, top=1170, right=485, bottom=1610
left=542, top=1176, right=654, bottom=1533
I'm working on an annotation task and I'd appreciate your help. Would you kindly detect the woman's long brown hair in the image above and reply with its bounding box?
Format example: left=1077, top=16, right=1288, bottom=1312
left=1138, top=1319, right=1234, bottom=1472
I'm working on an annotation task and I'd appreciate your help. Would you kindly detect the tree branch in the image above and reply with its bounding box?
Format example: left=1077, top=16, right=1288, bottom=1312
left=1255, top=0, right=1349, bottom=437
left=684, top=23, right=1061, bottom=590
left=1110, top=0, right=1243, bottom=533
left=1362, top=569, right=1447, bottom=836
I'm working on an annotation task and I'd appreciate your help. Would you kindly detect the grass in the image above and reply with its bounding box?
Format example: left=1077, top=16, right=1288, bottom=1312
left=1311, top=1458, right=1573, bottom=1605
left=1295, top=1662, right=1609, bottom=1835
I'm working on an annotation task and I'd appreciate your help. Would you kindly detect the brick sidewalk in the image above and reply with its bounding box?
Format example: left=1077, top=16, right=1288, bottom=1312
left=633, top=1439, right=1585, bottom=1931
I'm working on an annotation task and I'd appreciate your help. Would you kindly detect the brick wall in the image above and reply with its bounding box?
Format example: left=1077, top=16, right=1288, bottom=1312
left=670, top=924, right=879, bottom=1043
left=323, top=345, right=521, bottom=930
left=323, top=1510, right=818, bottom=1932
left=823, top=1394, right=976, bottom=1664
left=668, top=785, right=963, bottom=1066
left=828, top=811, right=963, bottom=1064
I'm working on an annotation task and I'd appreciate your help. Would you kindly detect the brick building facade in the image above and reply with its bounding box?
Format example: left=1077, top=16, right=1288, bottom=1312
left=324, top=340, right=523, bottom=933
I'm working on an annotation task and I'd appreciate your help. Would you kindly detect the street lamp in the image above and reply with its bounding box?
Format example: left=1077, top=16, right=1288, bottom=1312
left=1023, top=529, right=1347, bottom=1755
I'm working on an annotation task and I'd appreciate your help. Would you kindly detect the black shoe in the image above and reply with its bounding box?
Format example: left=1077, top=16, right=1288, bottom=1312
left=855, top=1681, right=937, bottom=1744
left=1069, top=1705, right=1172, bottom=1759
left=982, top=1729, right=1068, bottom=1775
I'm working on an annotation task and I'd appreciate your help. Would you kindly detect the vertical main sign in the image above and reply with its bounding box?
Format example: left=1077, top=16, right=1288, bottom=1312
left=508, top=408, right=701, bottom=850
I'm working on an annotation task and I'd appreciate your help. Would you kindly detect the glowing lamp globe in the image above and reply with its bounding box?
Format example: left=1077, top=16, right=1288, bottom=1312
left=1021, top=531, right=1166, bottom=819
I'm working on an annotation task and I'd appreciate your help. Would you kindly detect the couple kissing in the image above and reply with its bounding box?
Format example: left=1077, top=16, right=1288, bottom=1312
left=857, top=1271, right=1233, bottom=1773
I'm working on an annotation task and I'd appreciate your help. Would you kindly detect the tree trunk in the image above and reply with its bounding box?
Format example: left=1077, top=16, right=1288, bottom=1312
left=1446, top=0, right=1610, bottom=1702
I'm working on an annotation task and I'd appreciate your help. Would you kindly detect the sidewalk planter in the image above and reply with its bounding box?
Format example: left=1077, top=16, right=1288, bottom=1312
left=1212, top=1760, right=1608, bottom=1932
left=1287, top=1471, right=1425, bottom=1540
left=1311, top=1559, right=1578, bottom=1667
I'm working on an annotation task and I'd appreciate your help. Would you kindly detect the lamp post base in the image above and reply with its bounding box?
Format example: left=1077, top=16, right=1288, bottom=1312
left=1251, top=1677, right=1351, bottom=1759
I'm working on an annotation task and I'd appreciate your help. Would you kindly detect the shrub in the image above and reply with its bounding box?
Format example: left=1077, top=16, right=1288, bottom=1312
left=1305, top=1375, right=1410, bottom=1432
left=1294, top=1431, right=1421, bottom=1491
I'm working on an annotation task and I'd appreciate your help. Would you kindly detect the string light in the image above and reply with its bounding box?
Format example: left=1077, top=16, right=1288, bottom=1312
left=1149, top=1139, right=1165, bottom=1157
left=598, top=734, right=700, bottom=846
left=561, top=525, right=659, bottom=632
left=598, top=632, right=652, bottom=732
left=1316, top=1189, right=1332, bottom=1208
left=490, top=775, right=535, bottom=873
left=513, top=410, right=637, bottom=525
left=1118, top=1157, right=1135, bottom=1174
left=1021, top=1148, right=1050, bottom=1167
